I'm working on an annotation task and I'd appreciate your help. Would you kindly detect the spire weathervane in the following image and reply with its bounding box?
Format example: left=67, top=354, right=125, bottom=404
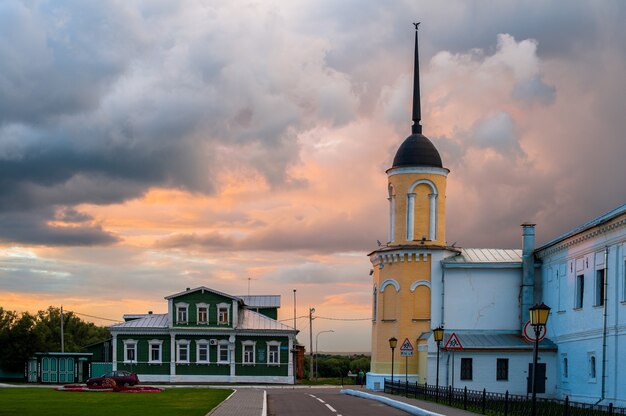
left=412, top=22, right=422, bottom=135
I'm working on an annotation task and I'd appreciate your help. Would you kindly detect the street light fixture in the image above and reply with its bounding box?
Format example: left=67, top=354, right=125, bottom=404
left=529, top=303, right=551, bottom=416
left=389, top=337, right=397, bottom=385
left=315, top=330, right=334, bottom=380
left=433, top=326, right=444, bottom=402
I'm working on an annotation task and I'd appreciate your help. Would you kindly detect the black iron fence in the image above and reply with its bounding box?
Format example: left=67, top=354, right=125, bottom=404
left=383, top=379, right=625, bottom=416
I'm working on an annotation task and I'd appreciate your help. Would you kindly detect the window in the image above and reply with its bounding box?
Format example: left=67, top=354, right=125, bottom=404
left=496, top=359, right=508, bottom=381
left=372, top=285, right=377, bottom=321
left=123, top=340, right=137, bottom=363
left=460, top=358, right=473, bottom=381
left=242, top=341, right=255, bottom=365
left=267, top=342, right=280, bottom=365
left=562, top=354, right=568, bottom=379
left=197, top=304, right=208, bottom=324
left=149, top=340, right=163, bottom=364
left=218, top=342, right=230, bottom=364
left=588, top=353, right=596, bottom=381
left=623, top=259, right=626, bottom=302
left=595, top=269, right=605, bottom=307
left=175, top=302, right=189, bottom=323
left=575, top=274, right=585, bottom=309
left=177, top=340, right=190, bottom=363
left=218, top=304, right=229, bottom=325
left=196, top=340, right=209, bottom=363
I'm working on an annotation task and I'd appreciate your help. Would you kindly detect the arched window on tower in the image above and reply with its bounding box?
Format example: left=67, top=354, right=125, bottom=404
left=407, top=180, right=438, bottom=242
left=381, top=279, right=399, bottom=321
left=410, top=281, right=431, bottom=320
left=388, top=184, right=396, bottom=242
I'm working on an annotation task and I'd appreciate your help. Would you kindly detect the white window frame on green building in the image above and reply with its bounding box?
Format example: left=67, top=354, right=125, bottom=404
left=149, top=339, right=163, bottom=364
left=123, top=339, right=137, bottom=364
left=175, top=302, right=189, bottom=324
left=176, top=339, right=190, bottom=364
left=267, top=341, right=281, bottom=366
left=196, top=339, right=210, bottom=364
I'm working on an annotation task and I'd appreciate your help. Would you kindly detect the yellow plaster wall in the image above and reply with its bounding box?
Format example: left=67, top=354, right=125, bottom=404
left=370, top=253, right=432, bottom=377
left=388, top=173, right=447, bottom=246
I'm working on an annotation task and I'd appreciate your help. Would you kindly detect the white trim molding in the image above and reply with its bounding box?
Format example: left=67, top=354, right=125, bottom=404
left=242, top=340, right=256, bottom=365
left=148, top=339, right=163, bottom=364
left=380, top=279, right=400, bottom=292
left=196, top=339, right=210, bottom=364
left=176, top=339, right=190, bottom=364
left=407, top=179, right=439, bottom=241
left=196, top=303, right=209, bottom=324
left=123, top=339, right=137, bottom=364
left=175, top=302, right=189, bottom=324
left=267, top=341, right=281, bottom=366
left=410, top=280, right=431, bottom=292
left=217, top=302, right=230, bottom=325
left=387, top=166, right=449, bottom=177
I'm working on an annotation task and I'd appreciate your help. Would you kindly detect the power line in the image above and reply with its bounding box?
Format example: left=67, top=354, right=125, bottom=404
left=70, top=310, right=121, bottom=323
left=278, top=315, right=309, bottom=322
left=315, top=316, right=371, bottom=321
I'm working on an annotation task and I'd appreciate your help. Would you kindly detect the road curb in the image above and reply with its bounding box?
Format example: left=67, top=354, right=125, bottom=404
left=341, top=389, right=444, bottom=416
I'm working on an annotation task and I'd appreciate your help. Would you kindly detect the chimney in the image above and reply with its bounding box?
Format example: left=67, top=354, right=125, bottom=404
left=521, top=223, right=536, bottom=328
left=148, top=311, right=153, bottom=315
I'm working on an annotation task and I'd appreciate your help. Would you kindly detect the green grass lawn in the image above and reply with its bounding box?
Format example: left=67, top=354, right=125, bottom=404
left=0, top=387, right=232, bottom=416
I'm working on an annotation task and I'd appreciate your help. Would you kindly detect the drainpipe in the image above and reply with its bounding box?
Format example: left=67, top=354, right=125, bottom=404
left=441, top=266, right=446, bottom=326
left=521, top=223, right=536, bottom=328
left=598, top=246, right=609, bottom=404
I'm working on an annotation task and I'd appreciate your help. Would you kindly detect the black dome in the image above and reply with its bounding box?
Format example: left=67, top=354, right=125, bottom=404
left=392, top=133, right=442, bottom=168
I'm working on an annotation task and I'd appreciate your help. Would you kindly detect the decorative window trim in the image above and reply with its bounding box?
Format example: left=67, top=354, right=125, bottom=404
left=123, top=339, right=137, bottom=364
left=588, top=352, right=597, bottom=382
left=217, top=340, right=230, bottom=364
left=175, top=302, right=189, bottom=324
left=380, top=279, right=400, bottom=292
left=562, top=353, right=569, bottom=380
left=217, top=302, right=230, bottom=325
left=148, top=339, right=163, bottom=364
left=406, top=179, right=439, bottom=241
left=410, top=280, right=431, bottom=292
left=196, top=339, right=210, bottom=364
left=196, top=303, right=209, bottom=324
left=267, top=341, right=281, bottom=366
left=242, top=341, right=256, bottom=365
left=176, top=339, right=190, bottom=364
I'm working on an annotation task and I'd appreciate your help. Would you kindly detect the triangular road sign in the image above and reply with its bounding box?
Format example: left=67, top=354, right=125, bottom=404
left=400, top=337, right=414, bottom=351
left=444, top=332, right=463, bottom=350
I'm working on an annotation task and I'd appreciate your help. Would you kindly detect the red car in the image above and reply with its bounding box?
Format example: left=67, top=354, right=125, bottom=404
left=86, top=370, right=139, bottom=386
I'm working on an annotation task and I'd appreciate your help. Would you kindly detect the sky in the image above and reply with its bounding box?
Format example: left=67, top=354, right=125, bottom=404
left=1, top=0, right=625, bottom=352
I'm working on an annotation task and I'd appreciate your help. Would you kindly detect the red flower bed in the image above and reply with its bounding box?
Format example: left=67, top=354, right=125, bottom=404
left=56, top=384, right=162, bottom=393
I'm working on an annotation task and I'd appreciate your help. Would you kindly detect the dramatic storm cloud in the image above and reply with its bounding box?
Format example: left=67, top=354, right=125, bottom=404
left=1, top=0, right=625, bottom=351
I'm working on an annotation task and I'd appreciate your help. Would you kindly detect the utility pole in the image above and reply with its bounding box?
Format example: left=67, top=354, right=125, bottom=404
left=309, top=307, right=315, bottom=380
left=293, top=289, right=297, bottom=332
left=60, top=306, right=65, bottom=353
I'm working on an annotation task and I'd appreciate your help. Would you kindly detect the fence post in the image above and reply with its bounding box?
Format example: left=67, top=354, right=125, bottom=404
left=406, top=380, right=408, bottom=397
left=564, top=395, right=569, bottom=416
left=608, top=403, right=613, bottom=416
left=504, top=390, right=509, bottom=416
left=424, top=381, right=428, bottom=400
left=482, top=388, right=486, bottom=415
left=415, top=381, right=418, bottom=399
left=448, top=385, right=452, bottom=405
left=464, top=386, right=468, bottom=410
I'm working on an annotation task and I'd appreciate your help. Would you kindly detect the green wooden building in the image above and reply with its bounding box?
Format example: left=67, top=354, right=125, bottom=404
left=110, top=287, right=297, bottom=384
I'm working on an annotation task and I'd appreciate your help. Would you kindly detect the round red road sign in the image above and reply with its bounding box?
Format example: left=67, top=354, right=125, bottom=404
left=523, top=320, right=546, bottom=342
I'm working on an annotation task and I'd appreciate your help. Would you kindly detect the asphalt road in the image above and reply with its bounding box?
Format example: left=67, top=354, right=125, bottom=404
left=267, top=388, right=410, bottom=416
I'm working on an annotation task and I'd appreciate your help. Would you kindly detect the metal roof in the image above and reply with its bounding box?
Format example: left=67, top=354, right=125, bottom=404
left=110, top=313, right=169, bottom=329
left=238, top=295, right=281, bottom=308
left=536, top=203, right=626, bottom=252
left=164, top=286, right=241, bottom=301
left=238, top=309, right=295, bottom=332
left=442, top=248, right=522, bottom=268
left=442, top=332, right=556, bottom=351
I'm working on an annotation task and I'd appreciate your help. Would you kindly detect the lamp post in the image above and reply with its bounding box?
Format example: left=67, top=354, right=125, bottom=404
left=315, top=330, right=334, bottom=380
left=433, top=326, right=444, bottom=402
left=529, top=303, right=551, bottom=416
left=389, top=337, right=397, bottom=384
left=309, top=307, right=315, bottom=381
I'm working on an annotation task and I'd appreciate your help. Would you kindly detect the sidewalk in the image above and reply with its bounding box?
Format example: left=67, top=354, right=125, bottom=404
left=206, top=389, right=265, bottom=416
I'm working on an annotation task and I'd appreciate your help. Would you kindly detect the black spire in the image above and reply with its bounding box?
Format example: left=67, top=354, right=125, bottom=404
left=412, top=22, right=422, bottom=134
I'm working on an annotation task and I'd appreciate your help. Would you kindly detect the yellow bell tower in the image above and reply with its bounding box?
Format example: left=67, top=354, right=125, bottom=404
left=367, top=24, right=450, bottom=390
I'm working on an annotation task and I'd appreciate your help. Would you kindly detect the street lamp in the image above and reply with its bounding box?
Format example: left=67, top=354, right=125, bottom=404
left=315, top=330, right=334, bottom=380
left=529, top=303, right=551, bottom=416
left=433, top=326, right=444, bottom=402
left=389, top=337, right=397, bottom=384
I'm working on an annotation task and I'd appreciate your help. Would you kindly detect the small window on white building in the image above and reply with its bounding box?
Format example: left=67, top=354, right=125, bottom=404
left=496, top=358, right=508, bottom=381
left=588, top=353, right=596, bottom=382
left=176, top=302, right=189, bottom=324
left=123, top=340, right=137, bottom=363
left=575, top=274, right=584, bottom=309
left=218, top=342, right=230, bottom=364
left=196, top=340, right=209, bottom=363
left=267, top=342, right=280, bottom=365
left=149, top=340, right=163, bottom=364
left=176, top=340, right=190, bottom=363
left=460, top=358, right=473, bottom=381
left=242, top=341, right=255, bottom=365
left=197, top=303, right=208, bottom=324
left=218, top=303, right=229, bottom=325
left=562, top=354, right=568, bottom=379
left=595, top=269, right=605, bottom=307
left=623, top=259, right=626, bottom=302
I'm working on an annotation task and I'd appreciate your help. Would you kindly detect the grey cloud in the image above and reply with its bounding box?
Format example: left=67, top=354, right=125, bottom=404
left=0, top=209, right=118, bottom=246
left=471, top=112, right=522, bottom=155
left=513, top=76, right=556, bottom=105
